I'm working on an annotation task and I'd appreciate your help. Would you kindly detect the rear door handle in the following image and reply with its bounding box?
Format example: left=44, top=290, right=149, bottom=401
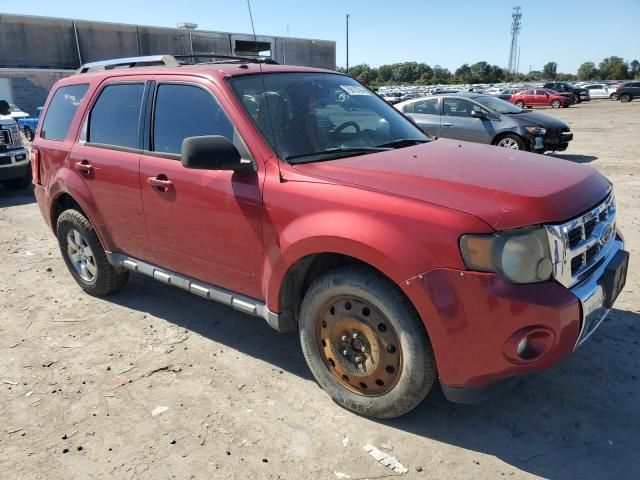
left=442, top=123, right=453, bottom=127
left=147, top=175, right=173, bottom=192
left=74, top=160, right=93, bottom=175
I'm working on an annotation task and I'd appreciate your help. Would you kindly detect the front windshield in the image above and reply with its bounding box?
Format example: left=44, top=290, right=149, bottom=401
left=229, top=73, right=427, bottom=162
left=473, top=95, right=524, bottom=114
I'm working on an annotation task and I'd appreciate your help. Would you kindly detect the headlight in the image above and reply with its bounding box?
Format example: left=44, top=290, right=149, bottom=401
left=525, top=126, right=547, bottom=136
left=460, top=228, right=553, bottom=284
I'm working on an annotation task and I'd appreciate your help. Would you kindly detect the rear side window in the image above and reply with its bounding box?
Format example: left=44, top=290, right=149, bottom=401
left=40, top=84, right=89, bottom=141
left=88, top=83, right=145, bottom=149
left=152, top=84, right=234, bottom=155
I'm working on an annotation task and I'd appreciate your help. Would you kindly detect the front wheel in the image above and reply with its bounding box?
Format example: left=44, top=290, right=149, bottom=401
left=56, top=209, right=128, bottom=296
left=23, top=127, right=34, bottom=142
left=551, top=99, right=561, bottom=108
left=619, top=94, right=632, bottom=103
left=609, top=93, right=618, bottom=101
left=495, top=134, right=525, bottom=150
left=299, top=266, right=436, bottom=419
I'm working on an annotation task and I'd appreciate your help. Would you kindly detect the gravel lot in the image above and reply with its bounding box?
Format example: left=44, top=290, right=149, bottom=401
left=1, top=99, right=639, bottom=480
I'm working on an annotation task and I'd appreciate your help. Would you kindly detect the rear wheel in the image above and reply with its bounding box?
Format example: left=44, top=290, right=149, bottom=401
left=0, top=167, right=32, bottom=190
left=299, top=266, right=436, bottom=419
left=551, top=99, right=561, bottom=109
left=515, top=100, right=525, bottom=108
left=495, top=133, right=525, bottom=150
left=609, top=93, right=618, bottom=101
left=619, top=94, right=632, bottom=103
left=56, top=209, right=128, bottom=296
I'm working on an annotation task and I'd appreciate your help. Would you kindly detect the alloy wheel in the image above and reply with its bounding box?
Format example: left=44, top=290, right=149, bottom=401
left=497, top=137, right=520, bottom=149
left=66, top=228, right=97, bottom=282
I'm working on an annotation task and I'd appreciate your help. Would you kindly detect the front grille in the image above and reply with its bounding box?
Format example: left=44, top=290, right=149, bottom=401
left=546, top=192, right=616, bottom=287
left=0, top=156, right=11, bottom=166
left=0, top=124, right=23, bottom=148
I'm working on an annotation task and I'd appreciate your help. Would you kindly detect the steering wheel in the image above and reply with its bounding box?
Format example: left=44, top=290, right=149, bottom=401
left=334, top=121, right=361, bottom=136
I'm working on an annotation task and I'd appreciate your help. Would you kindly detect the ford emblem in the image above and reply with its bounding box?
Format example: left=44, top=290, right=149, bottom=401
left=600, top=225, right=613, bottom=245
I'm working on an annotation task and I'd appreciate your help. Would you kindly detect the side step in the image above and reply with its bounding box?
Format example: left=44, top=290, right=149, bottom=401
left=106, top=253, right=296, bottom=332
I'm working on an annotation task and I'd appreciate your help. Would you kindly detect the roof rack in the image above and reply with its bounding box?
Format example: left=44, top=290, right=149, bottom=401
left=76, top=55, right=181, bottom=74
left=175, top=54, right=279, bottom=65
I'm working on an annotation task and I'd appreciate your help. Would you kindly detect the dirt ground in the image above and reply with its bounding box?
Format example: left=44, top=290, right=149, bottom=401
left=1, top=99, right=639, bottom=480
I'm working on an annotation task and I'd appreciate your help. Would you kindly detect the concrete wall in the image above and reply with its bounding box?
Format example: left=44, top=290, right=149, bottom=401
left=0, top=69, right=74, bottom=116
left=0, top=14, right=336, bottom=70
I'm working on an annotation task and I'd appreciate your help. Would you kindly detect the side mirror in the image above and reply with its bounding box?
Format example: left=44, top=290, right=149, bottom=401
left=181, top=135, right=252, bottom=172
left=470, top=109, right=486, bottom=118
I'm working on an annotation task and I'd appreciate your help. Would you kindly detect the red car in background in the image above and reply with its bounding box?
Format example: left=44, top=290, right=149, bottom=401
left=509, top=88, right=572, bottom=109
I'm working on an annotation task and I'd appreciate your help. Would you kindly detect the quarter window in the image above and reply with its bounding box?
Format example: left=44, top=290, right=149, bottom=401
left=152, top=84, right=234, bottom=155
left=40, top=84, right=89, bottom=141
left=88, top=83, right=145, bottom=149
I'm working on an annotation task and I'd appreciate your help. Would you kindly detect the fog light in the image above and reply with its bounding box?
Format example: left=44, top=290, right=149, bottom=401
left=504, top=326, right=556, bottom=364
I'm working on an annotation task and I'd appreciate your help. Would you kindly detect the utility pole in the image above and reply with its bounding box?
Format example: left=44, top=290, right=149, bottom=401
left=346, top=14, right=350, bottom=75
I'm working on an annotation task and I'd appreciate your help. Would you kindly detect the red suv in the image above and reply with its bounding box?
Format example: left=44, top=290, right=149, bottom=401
left=510, top=88, right=573, bottom=108
left=32, top=56, right=628, bottom=418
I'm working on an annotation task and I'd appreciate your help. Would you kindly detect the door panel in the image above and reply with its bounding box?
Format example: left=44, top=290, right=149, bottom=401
left=440, top=98, right=493, bottom=143
left=140, top=80, right=264, bottom=299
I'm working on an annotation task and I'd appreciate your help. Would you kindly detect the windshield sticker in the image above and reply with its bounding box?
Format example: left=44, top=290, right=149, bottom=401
left=340, top=85, right=371, bottom=96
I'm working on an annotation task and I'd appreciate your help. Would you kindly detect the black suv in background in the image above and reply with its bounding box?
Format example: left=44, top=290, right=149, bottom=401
left=616, top=82, right=640, bottom=103
left=544, top=82, right=590, bottom=103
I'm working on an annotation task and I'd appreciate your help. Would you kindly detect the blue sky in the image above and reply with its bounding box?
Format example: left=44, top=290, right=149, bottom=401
left=3, top=0, right=639, bottom=73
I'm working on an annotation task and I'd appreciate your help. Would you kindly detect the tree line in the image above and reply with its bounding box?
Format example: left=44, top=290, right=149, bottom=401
left=337, top=56, right=640, bottom=86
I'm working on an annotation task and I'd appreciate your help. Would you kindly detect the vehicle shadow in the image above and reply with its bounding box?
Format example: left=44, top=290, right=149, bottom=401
left=548, top=153, right=599, bottom=163
left=376, top=307, right=640, bottom=480
left=109, top=273, right=312, bottom=379
left=0, top=184, right=36, bottom=207
left=108, top=274, right=640, bottom=479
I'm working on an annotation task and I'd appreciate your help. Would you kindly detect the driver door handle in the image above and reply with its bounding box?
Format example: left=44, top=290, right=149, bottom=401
left=442, top=122, right=453, bottom=127
left=147, top=175, right=173, bottom=192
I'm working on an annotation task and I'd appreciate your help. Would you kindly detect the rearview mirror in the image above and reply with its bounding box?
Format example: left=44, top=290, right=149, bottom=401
left=470, top=110, right=486, bottom=118
left=181, top=136, right=252, bottom=172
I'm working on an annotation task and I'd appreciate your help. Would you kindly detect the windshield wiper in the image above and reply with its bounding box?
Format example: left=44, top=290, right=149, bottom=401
left=376, top=138, right=429, bottom=149
left=285, top=146, right=391, bottom=162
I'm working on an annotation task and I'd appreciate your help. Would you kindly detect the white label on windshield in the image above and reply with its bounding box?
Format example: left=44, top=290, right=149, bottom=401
left=340, top=85, right=371, bottom=96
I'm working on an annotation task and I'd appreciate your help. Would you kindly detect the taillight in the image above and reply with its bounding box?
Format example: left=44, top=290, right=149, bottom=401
left=31, top=148, right=41, bottom=185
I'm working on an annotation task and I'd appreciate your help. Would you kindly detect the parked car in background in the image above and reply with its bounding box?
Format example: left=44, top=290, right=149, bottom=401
left=582, top=84, right=619, bottom=100
left=0, top=101, right=31, bottom=189
left=379, top=91, right=403, bottom=104
left=543, top=82, right=590, bottom=103
left=17, top=107, right=43, bottom=141
left=494, top=87, right=525, bottom=101
left=616, top=81, right=640, bottom=103
left=396, top=93, right=573, bottom=152
left=509, top=89, right=572, bottom=109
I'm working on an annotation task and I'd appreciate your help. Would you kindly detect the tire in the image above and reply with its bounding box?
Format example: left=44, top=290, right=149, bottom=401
left=23, top=127, right=34, bottom=142
left=619, top=94, right=632, bottom=103
left=515, top=100, right=525, bottom=108
left=551, top=99, right=561, bottom=109
left=299, top=266, right=436, bottom=419
left=494, top=133, right=525, bottom=150
left=0, top=166, right=32, bottom=190
left=56, top=209, right=128, bottom=296
left=609, top=93, right=618, bottom=101
left=574, top=95, right=581, bottom=104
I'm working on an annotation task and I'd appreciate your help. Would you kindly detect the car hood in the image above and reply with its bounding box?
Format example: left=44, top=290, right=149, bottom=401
left=511, top=110, right=569, bottom=129
left=291, top=139, right=610, bottom=230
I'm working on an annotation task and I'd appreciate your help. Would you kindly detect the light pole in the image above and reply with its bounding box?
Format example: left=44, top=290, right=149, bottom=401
left=346, top=14, right=350, bottom=75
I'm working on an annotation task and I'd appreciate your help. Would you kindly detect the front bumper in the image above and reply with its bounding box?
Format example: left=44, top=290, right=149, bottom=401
left=528, top=131, right=573, bottom=152
left=0, top=148, right=29, bottom=181
left=401, top=238, right=627, bottom=402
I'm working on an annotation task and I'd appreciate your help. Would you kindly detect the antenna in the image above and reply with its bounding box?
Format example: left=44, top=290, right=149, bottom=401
left=246, top=0, right=283, bottom=181
left=508, top=6, right=522, bottom=74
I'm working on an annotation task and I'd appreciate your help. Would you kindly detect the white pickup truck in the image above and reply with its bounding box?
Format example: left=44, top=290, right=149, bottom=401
left=0, top=101, right=31, bottom=190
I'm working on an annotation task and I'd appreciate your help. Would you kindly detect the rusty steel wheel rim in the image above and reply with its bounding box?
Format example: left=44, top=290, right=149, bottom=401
left=315, top=296, right=402, bottom=396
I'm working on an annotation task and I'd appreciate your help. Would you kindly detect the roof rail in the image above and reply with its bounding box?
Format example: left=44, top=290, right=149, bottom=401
left=76, top=55, right=180, bottom=74
left=175, top=54, right=279, bottom=65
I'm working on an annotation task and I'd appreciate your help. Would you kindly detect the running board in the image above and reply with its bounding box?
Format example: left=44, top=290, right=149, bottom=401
left=106, top=253, right=295, bottom=332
